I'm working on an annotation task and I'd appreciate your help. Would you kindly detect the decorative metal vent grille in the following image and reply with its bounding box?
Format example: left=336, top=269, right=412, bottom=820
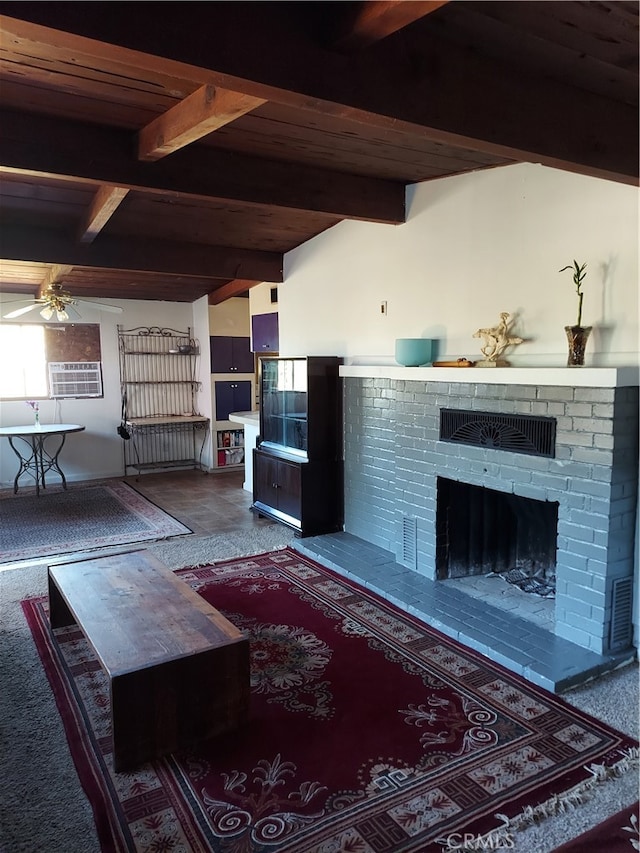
left=609, top=577, right=633, bottom=651
left=440, top=409, right=556, bottom=457
left=48, top=361, right=103, bottom=398
left=400, top=515, right=417, bottom=570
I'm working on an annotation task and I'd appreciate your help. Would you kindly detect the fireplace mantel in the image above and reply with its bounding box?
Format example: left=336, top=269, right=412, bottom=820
left=340, top=365, right=639, bottom=387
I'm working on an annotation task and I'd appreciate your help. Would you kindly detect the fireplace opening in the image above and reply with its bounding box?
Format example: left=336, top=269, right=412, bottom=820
left=436, top=478, right=558, bottom=592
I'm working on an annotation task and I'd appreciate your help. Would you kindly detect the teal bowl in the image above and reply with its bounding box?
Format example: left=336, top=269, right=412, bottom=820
left=395, top=338, right=433, bottom=367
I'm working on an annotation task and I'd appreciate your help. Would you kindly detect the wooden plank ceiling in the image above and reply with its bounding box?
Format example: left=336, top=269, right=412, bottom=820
left=0, top=1, right=637, bottom=306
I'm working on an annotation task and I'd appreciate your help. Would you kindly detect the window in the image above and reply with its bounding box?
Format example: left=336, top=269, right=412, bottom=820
left=0, top=325, right=47, bottom=398
left=0, top=323, right=103, bottom=400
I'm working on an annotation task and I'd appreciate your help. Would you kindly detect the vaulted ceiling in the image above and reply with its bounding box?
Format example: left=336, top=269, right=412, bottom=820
left=0, top=1, right=637, bottom=306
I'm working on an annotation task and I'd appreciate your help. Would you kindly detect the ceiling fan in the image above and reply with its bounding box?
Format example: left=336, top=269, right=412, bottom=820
left=2, top=283, right=123, bottom=321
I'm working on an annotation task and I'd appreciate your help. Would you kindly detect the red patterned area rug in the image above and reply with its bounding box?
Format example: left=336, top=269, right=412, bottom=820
left=552, top=801, right=639, bottom=852
left=23, top=548, right=637, bottom=853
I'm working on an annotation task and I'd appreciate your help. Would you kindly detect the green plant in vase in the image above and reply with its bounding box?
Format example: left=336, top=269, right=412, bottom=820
left=559, top=260, right=591, bottom=366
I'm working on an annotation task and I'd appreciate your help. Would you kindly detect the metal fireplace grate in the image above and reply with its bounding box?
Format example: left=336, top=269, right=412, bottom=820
left=440, top=409, right=556, bottom=457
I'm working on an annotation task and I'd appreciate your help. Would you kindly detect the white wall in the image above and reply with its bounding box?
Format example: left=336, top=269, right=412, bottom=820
left=193, top=294, right=214, bottom=469
left=249, top=281, right=278, bottom=316
left=0, top=298, right=205, bottom=487
left=280, top=163, right=639, bottom=366
left=208, top=296, right=251, bottom=336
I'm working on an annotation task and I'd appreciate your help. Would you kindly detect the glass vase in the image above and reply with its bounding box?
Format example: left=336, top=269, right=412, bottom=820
left=565, top=325, right=592, bottom=367
left=34, top=411, right=41, bottom=429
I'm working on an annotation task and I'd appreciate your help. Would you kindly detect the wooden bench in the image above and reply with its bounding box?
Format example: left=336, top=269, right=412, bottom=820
left=48, top=550, right=250, bottom=771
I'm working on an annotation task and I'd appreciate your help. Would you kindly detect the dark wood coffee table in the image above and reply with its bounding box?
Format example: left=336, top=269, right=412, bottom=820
left=48, top=550, right=250, bottom=771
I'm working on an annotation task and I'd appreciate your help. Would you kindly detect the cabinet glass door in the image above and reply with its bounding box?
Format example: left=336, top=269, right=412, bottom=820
left=261, top=359, right=308, bottom=454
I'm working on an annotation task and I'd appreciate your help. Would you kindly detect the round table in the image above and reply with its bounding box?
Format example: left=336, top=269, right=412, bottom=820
left=0, top=423, right=85, bottom=495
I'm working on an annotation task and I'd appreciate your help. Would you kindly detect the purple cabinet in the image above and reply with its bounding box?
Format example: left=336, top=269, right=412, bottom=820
left=210, top=336, right=254, bottom=373
left=214, top=380, right=252, bottom=421
left=251, top=312, right=279, bottom=353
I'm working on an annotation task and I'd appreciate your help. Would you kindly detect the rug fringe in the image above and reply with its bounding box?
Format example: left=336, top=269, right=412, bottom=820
left=495, top=747, right=639, bottom=833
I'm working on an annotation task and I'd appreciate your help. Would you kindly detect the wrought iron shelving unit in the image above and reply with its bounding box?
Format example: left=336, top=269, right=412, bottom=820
left=118, top=325, right=209, bottom=476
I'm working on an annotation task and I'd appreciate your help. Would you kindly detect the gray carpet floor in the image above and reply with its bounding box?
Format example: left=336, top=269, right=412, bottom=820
left=1, top=530, right=637, bottom=853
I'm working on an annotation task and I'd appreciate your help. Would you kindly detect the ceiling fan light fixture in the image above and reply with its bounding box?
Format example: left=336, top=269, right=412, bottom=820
left=3, top=281, right=122, bottom=321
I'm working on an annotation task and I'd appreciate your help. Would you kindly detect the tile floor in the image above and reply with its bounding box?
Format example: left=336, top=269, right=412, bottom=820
left=122, top=468, right=272, bottom=536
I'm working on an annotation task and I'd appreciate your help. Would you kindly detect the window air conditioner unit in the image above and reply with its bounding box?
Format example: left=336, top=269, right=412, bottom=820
left=48, top=362, right=103, bottom=398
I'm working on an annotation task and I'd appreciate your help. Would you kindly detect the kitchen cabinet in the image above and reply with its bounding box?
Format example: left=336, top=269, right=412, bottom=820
left=210, top=336, right=254, bottom=374
left=210, top=335, right=254, bottom=471
left=214, top=380, right=252, bottom=422
left=251, top=312, right=279, bottom=353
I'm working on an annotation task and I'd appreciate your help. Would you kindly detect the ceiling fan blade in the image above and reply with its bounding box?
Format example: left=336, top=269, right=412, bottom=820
left=75, top=299, right=123, bottom=314
left=3, top=303, right=39, bottom=319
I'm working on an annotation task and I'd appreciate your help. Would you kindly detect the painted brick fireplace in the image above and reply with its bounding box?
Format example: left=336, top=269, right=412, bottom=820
left=340, top=367, right=639, bottom=657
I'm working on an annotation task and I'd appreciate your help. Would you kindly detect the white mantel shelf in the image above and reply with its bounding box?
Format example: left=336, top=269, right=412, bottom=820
left=339, top=365, right=639, bottom=388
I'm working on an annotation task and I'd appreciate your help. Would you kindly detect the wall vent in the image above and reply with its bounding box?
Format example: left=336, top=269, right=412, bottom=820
left=48, top=361, right=103, bottom=398
left=400, top=515, right=417, bottom=570
left=440, top=408, right=556, bottom=457
left=609, top=577, right=633, bottom=651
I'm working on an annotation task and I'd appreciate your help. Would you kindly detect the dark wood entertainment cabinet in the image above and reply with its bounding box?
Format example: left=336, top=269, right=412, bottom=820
left=252, top=356, right=343, bottom=537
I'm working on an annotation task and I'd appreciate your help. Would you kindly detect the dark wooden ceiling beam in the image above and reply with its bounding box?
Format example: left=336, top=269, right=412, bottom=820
left=50, top=267, right=224, bottom=303
left=2, top=6, right=633, bottom=183
left=333, top=1, right=449, bottom=51
left=208, top=279, right=261, bottom=305
left=0, top=221, right=284, bottom=283
left=0, top=109, right=405, bottom=224
left=138, top=84, right=267, bottom=162
left=78, top=185, right=130, bottom=243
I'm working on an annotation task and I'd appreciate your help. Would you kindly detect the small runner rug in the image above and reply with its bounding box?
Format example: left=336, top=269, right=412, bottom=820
left=23, top=548, right=637, bottom=853
left=0, top=481, right=191, bottom=563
